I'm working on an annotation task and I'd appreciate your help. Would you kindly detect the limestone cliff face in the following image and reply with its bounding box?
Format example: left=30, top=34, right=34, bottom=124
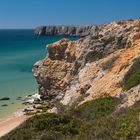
left=33, top=19, right=140, bottom=107
left=34, top=25, right=97, bottom=37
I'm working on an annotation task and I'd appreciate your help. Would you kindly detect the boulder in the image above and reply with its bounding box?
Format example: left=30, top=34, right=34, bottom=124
left=16, top=97, right=22, bottom=100
left=23, top=106, right=34, bottom=112
left=0, top=97, right=10, bottom=101
left=1, top=104, right=8, bottom=107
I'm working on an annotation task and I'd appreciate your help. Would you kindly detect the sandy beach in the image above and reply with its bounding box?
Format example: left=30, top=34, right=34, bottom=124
left=0, top=114, right=28, bottom=138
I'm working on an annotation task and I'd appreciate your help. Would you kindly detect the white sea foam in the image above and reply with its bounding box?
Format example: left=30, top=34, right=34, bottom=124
left=25, top=93, right=41, bottom=104
left=14, top=110, right=25, bottom=117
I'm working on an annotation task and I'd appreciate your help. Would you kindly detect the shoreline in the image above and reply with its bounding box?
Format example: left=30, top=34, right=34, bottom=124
left=0, top=90, right=38, bottom=118
left=0, top=112, right=28, bottom=138
left=0, top=92, right=40, bottom=138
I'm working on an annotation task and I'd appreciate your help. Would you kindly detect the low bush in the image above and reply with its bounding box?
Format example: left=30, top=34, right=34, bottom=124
left=123, top=58, right=140, bottom=91
left=1, top=97, right=140, bottom=140
left=73, top=96, right=119, bottom=120
left=102, top=36, right=115, bottom=45
left=85, top=51, right=102, bottom=63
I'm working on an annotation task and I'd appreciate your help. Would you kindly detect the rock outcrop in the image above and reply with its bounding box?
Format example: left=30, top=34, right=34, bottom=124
left=34, top=25, right=98, bottom=37
left=33, top=19, right=140, bottom=107
left=0, top=97, right=10, bottom=101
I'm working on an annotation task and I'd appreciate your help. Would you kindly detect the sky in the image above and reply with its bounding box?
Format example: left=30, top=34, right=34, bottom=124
left=0, top=0, right=139, bottom=29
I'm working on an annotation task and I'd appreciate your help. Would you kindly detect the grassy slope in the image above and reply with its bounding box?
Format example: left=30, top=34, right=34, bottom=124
left=1, top=97, right=140, bottom=140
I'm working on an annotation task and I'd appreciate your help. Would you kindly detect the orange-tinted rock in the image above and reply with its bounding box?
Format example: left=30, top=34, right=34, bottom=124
left=33, top=19, right=140, bottom=106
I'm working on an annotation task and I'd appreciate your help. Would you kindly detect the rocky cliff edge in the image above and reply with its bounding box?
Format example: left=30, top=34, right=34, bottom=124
left=33, top=19, right=140, bottom=108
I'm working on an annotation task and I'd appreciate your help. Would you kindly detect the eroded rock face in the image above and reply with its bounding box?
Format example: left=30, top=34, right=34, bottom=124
left=32, top=39, right=81, bottom=101
left=33, top=19, right=140, bottom=106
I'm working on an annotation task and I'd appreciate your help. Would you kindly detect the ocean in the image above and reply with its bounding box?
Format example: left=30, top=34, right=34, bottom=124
left=0, top=30, right=78, bottom=119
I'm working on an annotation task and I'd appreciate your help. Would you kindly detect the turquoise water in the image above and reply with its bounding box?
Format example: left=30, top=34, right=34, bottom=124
left=0, top=30, right=78, bottom=118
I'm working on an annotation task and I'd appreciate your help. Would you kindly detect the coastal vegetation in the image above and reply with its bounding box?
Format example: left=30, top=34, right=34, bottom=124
left=1, top=97, right=140, bottom=140
left=101, top=36, right=115, bottom=45
left=123, top=58, right=140, bottom=91
left=85, top=51, right=102, bottom=63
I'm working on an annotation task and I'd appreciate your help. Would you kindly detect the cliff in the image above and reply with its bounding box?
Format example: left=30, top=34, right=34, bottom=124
left=34, top=25, right=97, bottom=37
left=33, top=19, right=140, bottom=108
left=2, top=19, right=140, bottom=140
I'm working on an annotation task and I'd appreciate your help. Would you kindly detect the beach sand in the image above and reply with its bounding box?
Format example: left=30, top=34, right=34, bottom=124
left=0, top=114, right=28, bottom=138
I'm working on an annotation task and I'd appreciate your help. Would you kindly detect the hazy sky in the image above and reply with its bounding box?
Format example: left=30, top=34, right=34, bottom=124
left=0, top=0, right=139, bottom=29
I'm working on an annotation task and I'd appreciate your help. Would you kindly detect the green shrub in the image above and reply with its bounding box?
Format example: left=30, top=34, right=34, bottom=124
left=85, top=51, right=102, bottom=63
left=74, top=100, right=140, bottom=140
left=111, top=108, right=140, bottom=139
left=1, top=97, right=140, bottom=140
left=123, top=67, right=140, bottom=90
left=73, top=96, right=119, bottom=120
left=41, top=131, right=64, bottom=140
left=123, top=58, right=140, bottom=91
left=102, top=36, right=115, bottom=45
left=2, top=129, right=33, bottom=140
left=25, top=113, right=81, bottom=136
left=1, top=113, right=81, bottom=140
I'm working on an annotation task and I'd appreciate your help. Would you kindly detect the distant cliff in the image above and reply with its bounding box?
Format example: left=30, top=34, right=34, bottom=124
left=34, top=25, right=98, bottom=37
